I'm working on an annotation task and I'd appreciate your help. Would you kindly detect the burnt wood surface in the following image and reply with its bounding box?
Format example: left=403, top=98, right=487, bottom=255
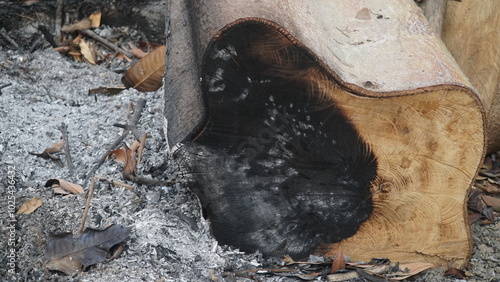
left=179, top=21, right=377, bottom=258
left=165, top=0, right=486, bottom=268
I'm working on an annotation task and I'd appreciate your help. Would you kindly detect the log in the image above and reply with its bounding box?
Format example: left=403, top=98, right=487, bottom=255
left=442, top=0, right=500, bottom=152
left=164, top=0, right=486, bottom=268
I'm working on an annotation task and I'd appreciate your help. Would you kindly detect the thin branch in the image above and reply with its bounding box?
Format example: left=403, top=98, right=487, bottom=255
left=78, top=174, right=95, bottom=236
left=79, top=29, right=133, bottom=58
left=59, top=122, right=75, bottom=178
left=84, top=98, right=146, bottom=186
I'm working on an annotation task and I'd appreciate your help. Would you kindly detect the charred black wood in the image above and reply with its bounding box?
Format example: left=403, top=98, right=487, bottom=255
left=176, top=20, right=377, bottom=260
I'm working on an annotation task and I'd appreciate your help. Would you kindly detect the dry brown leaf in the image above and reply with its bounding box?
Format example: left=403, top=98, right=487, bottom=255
left=17, top=197, right=43, bottom=214
left=129, top=42, right=149, bottom=59
left=62, top=18, right=92, bottom=33
left=53, top=46, right=70, bottom=53
left=45, top=178, right=84, bottom=194
left=481, top=195, right=500, bottom=212
left=122, top=45, right=166, bottom=92
left=28, top=141, right=65, bottom=167
left=89, top=11, right=101, bottom=28
left=330, top=246, right=345, bottom=273
left=46, top=141, right=65, bottom=154
left=444, top=267, right=466, bottom=279
left=68, top=46, right=82, bottom=62
left=79, top=40, right=95, bottom=65
left=109, top=144, right=136, bottom=175
left=129, top=140, right=140, bottom=152
left=478, top=184, right=500, bottom=194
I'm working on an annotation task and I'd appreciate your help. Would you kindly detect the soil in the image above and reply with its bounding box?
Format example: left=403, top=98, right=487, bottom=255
left=0, top=2, right=499, bottom=282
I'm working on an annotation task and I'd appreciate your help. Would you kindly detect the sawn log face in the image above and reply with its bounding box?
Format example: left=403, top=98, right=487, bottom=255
left=166, top=0, right=486, bottom=268
left=179, top=21, right=377, bottom=259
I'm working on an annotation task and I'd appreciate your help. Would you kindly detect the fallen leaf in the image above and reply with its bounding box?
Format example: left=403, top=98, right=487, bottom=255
left=17, top=197, right=43, bottom=214
left=468, top=212, right=483, bottom=225
left=330, top=246, right=345, bottom=273
left=122, top=45, right=166, bottom=92
left=109, top=144, right=136, bottom=175
left=29, top=141, right=65, bottom=167
left=476, top=184, right=500, bottom=194
left=61, top=18, right=92, bottom=33
left=89, top=11, right=101, bottom=28
left=129, top=42, right=148, bottom=59
left=482, top=195, right=500, bottom=212
left=79, top=40, right=95, bottom=65
left=41, top=225, right=131, bottom=276
left=45, top=178, right=84, bottom=194
left=444, top=267, right=466, bottom=279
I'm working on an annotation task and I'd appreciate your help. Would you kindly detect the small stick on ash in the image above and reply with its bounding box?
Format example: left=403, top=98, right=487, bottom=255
left=0, top=83, right=12, bottom=95
left=79, top=29, right=133, bottom=58
left=58, top=122, right=75, bottom=178
left=95, top=176, right=135, bottom=191
left=0, top=28, right=21, bottom=51
left=78, top=174, right=95, bottom=236
left=84, top=98, right=146, bottom=186
left=54, top=0, right=64, bottom=44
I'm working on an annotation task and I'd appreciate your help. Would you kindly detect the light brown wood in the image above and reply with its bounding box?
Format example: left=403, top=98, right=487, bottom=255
left=442, top=0, right=500, bottom=152
left=164, top=0, right=486, bottom=268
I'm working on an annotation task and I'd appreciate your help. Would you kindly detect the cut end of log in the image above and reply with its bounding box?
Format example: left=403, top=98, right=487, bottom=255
left=167, top=0, right=486, bottom=268
left=179, top=20, right=378, bottom=259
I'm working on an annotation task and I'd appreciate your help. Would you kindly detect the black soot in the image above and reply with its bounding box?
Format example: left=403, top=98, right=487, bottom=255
left=177, top=19, right=378, bottom=260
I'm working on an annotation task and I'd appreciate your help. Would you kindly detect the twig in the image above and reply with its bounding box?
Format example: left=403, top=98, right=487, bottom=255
left=84, top=98, right=146, bottom=186
left=59, top=122, right=75, bottom=178
left=54, top=0, right=63, bottom=45
left=0, top=83, right=12, bottom=95
left=38, top=25, right=59, bottom=48
left=0, top=28, right=21, bottom=50
left=123, top=172, right=174, bottom=187
left=137, top=133, right=147, bottom=166
left=79, top=29, right=133, bottom=58
left=95, top=176, right=135, bottom=191
left=78, top=174, right=95, bottom=236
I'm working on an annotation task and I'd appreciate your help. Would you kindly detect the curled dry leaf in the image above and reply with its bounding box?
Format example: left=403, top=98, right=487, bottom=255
left=79, top=40, right=95, bottom=65
left=109, top=143, right=137, bottom=175
left=29, top=141, right=65, bottom=167
left=122, top=45, right=166, bottom=92
left=330, top=246, right=346, bottom=273
left=45, top=178, right=84, bottom=194
left=481, top=195, right=500, bottom=212
left=17, top=196, right=43, bottom=214
left=128, top=42, right=149, bottom=59
left=89, top=11, right=101, bottom=28
left=444, top=267, right=466, bottom=279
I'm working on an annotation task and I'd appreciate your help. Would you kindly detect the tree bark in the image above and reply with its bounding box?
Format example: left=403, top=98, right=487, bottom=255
left=164, top=0, right=485, bottom=268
